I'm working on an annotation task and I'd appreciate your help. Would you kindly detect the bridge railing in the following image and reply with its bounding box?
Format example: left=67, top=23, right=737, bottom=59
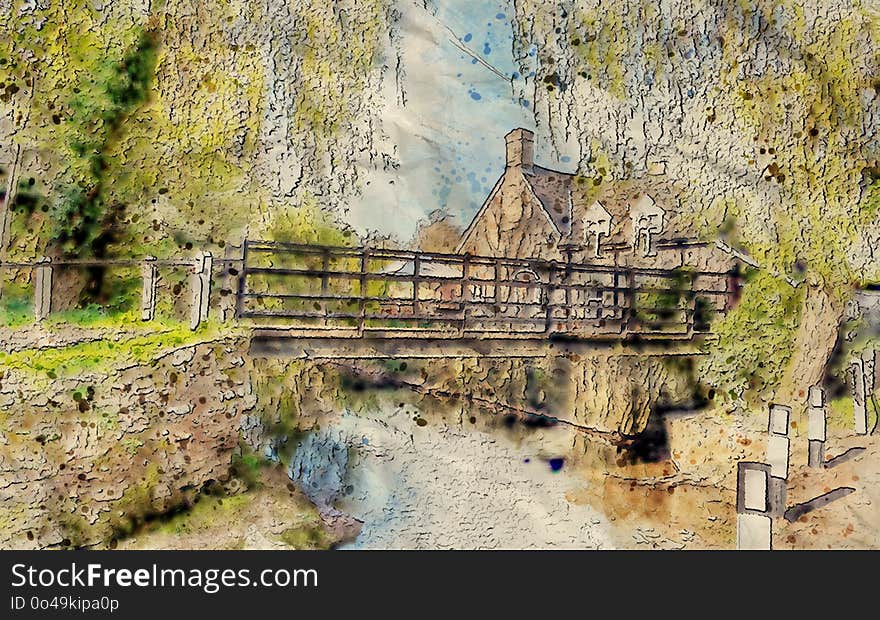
left=0, top=253, right=230, bottom=330
left=1, top=241, right=736, bottom=339
left=236, top=240, right=735, bottom=340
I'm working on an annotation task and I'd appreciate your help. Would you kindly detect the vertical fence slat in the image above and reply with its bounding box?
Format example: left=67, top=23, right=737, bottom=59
left=766, top=403, right=790, bottom=518
left=321, top=248, right=330, bottom=327
left=411, top=252, right=421, bottom=319
left=141, top=256, right=158, bottom=322
left=190, top=251, right=213, bottom=331
left=564, top=251, right=573, bottom=333
left=358, top=249, right=369, bottom=335
left=235, top=241, right=249, bottom=319
left=623, top=268, right=636, bottom=333
left=808, top=386, right=827, bottom=468
left=34, top=257, right=52, bottom=321
left=736, top=461, right=772, bottom=550
left=493, top=257, right=501, bottom=309
left=460, top=253, right=470, bottom=336
left=850, top=357, right=869, bottom=436
left=543, top=262, right=556, bottom=334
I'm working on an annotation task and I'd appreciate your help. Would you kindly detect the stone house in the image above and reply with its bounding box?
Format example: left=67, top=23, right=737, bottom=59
left=448, top=128, right=739, bottom=328
left=384, top=128, right=739, bottom=332
left=457, top=128, right=734, bottom=270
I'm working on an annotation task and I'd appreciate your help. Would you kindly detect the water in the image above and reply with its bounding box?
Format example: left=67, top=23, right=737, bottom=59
left=299, top=405, right=616, bottom=550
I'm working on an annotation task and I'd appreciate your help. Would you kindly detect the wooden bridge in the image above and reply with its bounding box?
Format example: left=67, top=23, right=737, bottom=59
left=1, top=239, right=740, bottom=357
left=235, top=240, right=738, bottom=357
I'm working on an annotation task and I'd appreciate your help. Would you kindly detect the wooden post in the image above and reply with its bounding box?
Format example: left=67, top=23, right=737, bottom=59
left=460, top=253, right=471, bottom=336
left=235, top=241, right=248, bottom=320
left=358, top=249, right=369, bottom=336
left=766, top=404, right=790, bottom=518
left=493, top=257, right=502, bottom=308
left=807, top=386, right=827, bottom=468
left=218, top=244, right=235, bottom=323
left=141, top=256, right=158, bottom=322
left=544, top=262, right=556, bottom=334
left=411, top=252, right=420, bottom=319
left=33, top=256, right=52, bottom=321
left=873, top=349, right=879, bottom=397
left=564, top=250, right=573, bottom=333
left=189, top=251, right=213, bottom=331
left=850, top=357, right=869, bottom=435
left=618, top=268, right=635, bottom=334
left=321, top=248, right=330, bottom=327
left=736, top=461, right=772, bottom=550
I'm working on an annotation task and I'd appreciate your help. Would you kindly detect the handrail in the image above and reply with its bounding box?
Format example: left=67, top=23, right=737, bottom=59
left=242, top=240, right=734, bottom=278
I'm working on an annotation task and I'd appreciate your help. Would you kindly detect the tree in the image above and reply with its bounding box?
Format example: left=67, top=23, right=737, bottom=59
left=510, top=0, right=880, bottom=404
left=411, top=210, right=462, bottom=253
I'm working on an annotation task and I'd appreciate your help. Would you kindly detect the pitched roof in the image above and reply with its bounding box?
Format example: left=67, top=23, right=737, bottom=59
left=521, top=166, right=692, bottom=246
left=523, top=166, right=573, bottom=236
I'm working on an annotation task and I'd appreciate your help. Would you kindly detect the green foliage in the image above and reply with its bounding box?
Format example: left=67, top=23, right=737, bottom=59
left=700, top=269, right=804, bottom=402
left=52, top=29, right=159, bottom=259
left=231, top=447, right=270, bottom=490
left=632, top=268, right=716, bottom=331
left=279, top=523, right=331, bottom=550
left=56, top=512, right=90, bottom=549
left=0, top=320, right=233, bottom=384
left=107, top=464, right=161, bottom=539
left=148, top=494, right=252, bottom=539
left=0, top=279, right=31, bottom=326
left=1, top=0, right=393, bottom=309
left=265, top=200, right=354, bottom=247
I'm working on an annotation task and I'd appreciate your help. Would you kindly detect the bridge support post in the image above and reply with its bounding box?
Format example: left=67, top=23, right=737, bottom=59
left=543, top=262, right=556, bottom=334
left=411, top=251, right=420, bottom=320
left=850, top=357, right=870, bottom=435
left=141, top=256, right=158, bottom=322
left=190, top=251, right=213, bottom=331
left=235, top=241, right=248, bottom=320
left=807, top=386, right=826, bottom=468
left=215, top=244, right=236, bottom=323
left=33, top=256, right=52, bottom=321
left=460, top=253, right=470, bottom=337
left=563, top=249, right=573, bottom=333
left=358, top=249, right=369, bottom=336
left=736, top=461, right=772, bottom=550
left=766, top=404, right=790, bottom=518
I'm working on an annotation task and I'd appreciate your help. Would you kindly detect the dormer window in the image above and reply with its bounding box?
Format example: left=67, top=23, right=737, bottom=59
left=630, top=194, right=665, bottom=257
left=583, top=201, right=613, bottom=258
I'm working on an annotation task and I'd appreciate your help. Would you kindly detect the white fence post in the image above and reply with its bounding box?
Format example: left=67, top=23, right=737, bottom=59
left=807, top=386, right=826, bottom=468
left=141, top=256, right=158, bottom=322
left=189, top=251, right=213, bottom=331
left=33, top=256, right=52, bottom=321
left=868, top=349, right=880, bottom=394
left=767, top=404, right=790, bottom=517
left=850, top=358, right=869, bottom=436
left=736, top=461, right=772, bottom=550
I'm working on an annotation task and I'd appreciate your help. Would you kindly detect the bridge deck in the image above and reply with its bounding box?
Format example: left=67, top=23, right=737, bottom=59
left=249, top=329, right=713, bottom=359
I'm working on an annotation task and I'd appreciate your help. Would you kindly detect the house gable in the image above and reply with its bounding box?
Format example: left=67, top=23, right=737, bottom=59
left=456, top=168, right=561, bottom=258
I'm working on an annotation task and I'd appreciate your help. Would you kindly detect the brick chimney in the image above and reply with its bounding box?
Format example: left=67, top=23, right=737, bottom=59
left=505, top=128, right=534, bottom=173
